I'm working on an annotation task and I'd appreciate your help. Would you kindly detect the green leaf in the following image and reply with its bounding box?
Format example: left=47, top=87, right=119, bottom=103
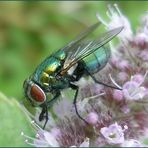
left=0, top=92, right=34, bottom=147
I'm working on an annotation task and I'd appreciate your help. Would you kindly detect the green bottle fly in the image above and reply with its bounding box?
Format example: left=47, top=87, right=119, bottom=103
left=23, top=22, right=123, bottom=129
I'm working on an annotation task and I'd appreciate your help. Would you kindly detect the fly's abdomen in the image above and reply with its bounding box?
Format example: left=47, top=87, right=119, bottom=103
left=83, top=46, right=111, bottom=74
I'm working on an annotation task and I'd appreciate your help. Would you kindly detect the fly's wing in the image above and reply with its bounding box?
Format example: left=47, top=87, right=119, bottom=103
left=61, top=22, right=101, bottom=52
left=60, top=26, right=123, bottom=75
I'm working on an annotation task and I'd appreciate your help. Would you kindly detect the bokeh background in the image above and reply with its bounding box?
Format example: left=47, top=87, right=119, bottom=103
left=0, top=1, right=148, bottom=146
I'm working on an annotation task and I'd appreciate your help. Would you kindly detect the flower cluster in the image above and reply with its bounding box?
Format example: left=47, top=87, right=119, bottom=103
left=22, top=4, right=148, bottom=147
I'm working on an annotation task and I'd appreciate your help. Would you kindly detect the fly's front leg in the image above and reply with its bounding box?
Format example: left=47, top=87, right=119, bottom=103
left=46, top=91, right=60, bottom=108
left=70, top=83, right=89, bottom=125
left=39, top=105, right=48, bottom=129
left=39, top=91, right=60, bottom=129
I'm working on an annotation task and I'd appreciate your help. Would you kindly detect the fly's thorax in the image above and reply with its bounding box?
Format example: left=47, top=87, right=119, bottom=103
left=38, top=57, right=61, bottom=88
left=34, top=50, right=67, bottom=88
left=44, top=58, right=61, bottom=74
left=54, top=50, right=66, bottom=61
left=40, top=72, right=57, bottom=88
left=23, top=79, right=46, bottom=106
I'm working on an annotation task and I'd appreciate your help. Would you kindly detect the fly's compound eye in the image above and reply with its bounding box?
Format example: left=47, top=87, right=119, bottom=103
left=30, top=84, right=46, bottom=103
left=24, top=80, right=46, bottom=105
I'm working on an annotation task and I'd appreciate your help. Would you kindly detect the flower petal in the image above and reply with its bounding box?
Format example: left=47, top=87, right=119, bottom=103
left=80, top=138, right=90, bottom=147
left=44, top=131, right=60, bottom=147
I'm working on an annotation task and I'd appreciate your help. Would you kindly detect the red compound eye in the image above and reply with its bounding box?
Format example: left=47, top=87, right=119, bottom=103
left=30, top=84, right=46, bottom=103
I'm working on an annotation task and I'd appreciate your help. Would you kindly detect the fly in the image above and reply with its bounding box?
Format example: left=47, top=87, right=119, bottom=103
left=23, top=22, right=123, bottom=129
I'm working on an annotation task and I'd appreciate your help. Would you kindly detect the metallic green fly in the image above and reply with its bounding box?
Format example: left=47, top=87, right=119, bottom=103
left=23, top=22, right=123, bottom=129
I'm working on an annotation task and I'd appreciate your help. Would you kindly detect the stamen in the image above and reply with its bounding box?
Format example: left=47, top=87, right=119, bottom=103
left=141, top=71, right=148, bottom=85
left=21, top=131, right=49, bottom=146
left=96, top=13, right=108, bottom=27
left=143, top=71, right=148, bottom=81
left=25, top=139, right=37, bottom=147
left=123, top=125, right=128, bottom=132
left=109, top=74, right=122, bottom=89
left=25, top=139, right=47, bottom=147
left=114, top=4, right=122, bottom=16
left=107, top=5, right=115, bottom=17
left=130, top=88, right=140, bottom=97
left=106, top=11, right=112, bottom=19
left=31, top=120, right=44, bottom=132
left=132, top=71, right=148, bottom=86
left=21, top=132, right=37, bottom=141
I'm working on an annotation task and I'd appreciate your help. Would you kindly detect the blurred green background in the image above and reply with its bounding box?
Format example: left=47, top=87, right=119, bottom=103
left=0, top=1, right=148, bottom=146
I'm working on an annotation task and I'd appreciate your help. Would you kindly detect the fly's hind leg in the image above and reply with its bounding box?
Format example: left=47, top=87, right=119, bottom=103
left=86, top=69, right=122, bottom=90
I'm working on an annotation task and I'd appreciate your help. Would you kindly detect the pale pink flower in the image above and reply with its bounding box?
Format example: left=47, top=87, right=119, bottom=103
left=117, top=72, right=129, bottom=82
left=120, top=105, right=130, bottom=114
left=116, top=60, right=130, bottom=71
left=21, top=121, right=60, bottom=147
left=139, top=50, right=148, bottom=61
left=134, top=33, right=148, bottom=48
left=86, top=112, right=99, bottom=125
left=113, top=89, right=124, bottom=101
left=121, top=139, right=144, bottom=147
left=122, top=81, right=146, bottom=101
left=110, top=73, right=147, bottom=101
left=100, top=122, right=125, bottom=145
left=21, top=121, right=90, bottom=147
left=96, top=4, right=133, bottom=42
left=131, top=74, right=145, bottom=84
left=71, top=138, right=90, bottom=147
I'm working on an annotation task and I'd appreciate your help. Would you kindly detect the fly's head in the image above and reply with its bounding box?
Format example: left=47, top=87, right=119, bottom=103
left=23, top=79, right=46, bottom=107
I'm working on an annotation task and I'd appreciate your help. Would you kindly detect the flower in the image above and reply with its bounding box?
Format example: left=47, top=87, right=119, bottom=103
left=21, top=121, right=60, bottom=147
left=100, top=122, right=125, bottom=145
left=96, top=4, right=133, bottom=42
left=113, top=89, right=124, bottom=101
left=109, top=73, right=147, bottom=101
left=117, top=72, right=129, bottom=82
left=23, top=4, right=148, bottom=147
left=139, top=50, right=148, bottom=61
left=134, top=33, right=148, bottom=49
left=120, top=105, right=130, bottom=114
left=71, top=138, right=90, bottom=147
left=21, top=120, right=90, bottom=147
left=123, top=81, right=146, bottom=101
left=121, top=139, right=144, bottom=147
left=131, top=74, right=145, bottom=84
left=86, top=112, right=99, bottom=125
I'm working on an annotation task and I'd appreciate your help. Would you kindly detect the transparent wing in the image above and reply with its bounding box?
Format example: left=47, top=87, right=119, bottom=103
left=62, top=22, right=101, bottom=52
left=75, top=26, right=123, bottom=62
left=60, top=26, right=123, bottom=75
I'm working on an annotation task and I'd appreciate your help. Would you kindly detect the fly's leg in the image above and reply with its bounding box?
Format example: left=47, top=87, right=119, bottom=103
left=70, top=84, right=89, bottom=125
left=46, top=91, right=60, bottom=108
left=43, top=106, right=48, bottom=129
left=86, top=70, right=122, bottom=90
left=39, top=105, right=48, bottom=129
left=39, top=91, right=60, bottom=129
